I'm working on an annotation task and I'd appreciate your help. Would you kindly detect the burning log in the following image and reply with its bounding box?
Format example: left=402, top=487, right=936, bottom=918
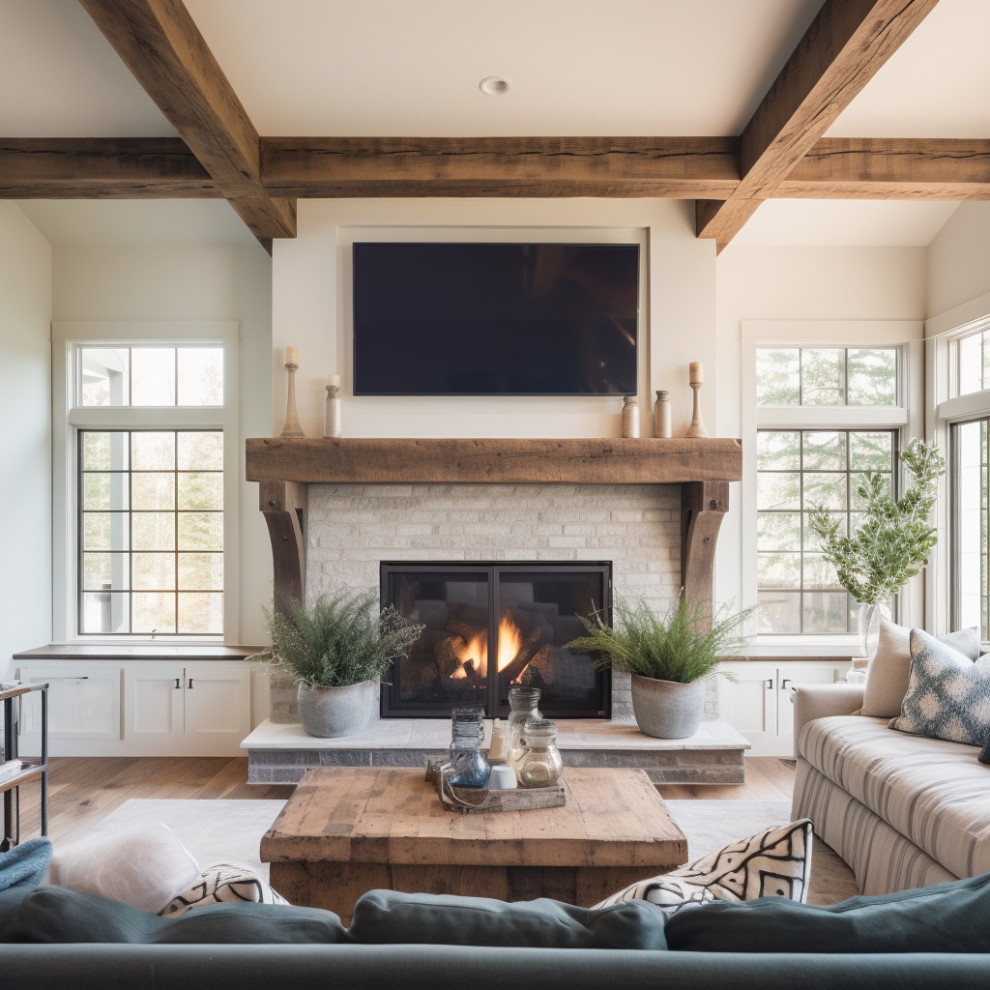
left=521, top=643, right=553, bottom=687
left=499, top=626, right=546, bottom=684
left=447, top=619, right=484, bottom=642
left=434, top=638, right=466, bottom=680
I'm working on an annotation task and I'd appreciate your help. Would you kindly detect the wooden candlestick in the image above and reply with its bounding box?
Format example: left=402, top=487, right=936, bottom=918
left=280, top=360, right=305, bottom=437
left=685, top=379, right=709, bottom=438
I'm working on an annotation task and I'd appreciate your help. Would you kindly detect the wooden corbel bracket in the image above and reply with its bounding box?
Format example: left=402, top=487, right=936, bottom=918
left=259, top=480, right=307, bottom=616
left=681, top=481, right=730, bottom=617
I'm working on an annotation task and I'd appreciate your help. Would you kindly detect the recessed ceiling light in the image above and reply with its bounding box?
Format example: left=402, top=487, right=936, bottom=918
left=479, top=76, right=511, bottom=96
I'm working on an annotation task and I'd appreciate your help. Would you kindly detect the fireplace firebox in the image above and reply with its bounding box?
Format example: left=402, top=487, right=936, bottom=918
left=380, top=562, right=611, bottom=718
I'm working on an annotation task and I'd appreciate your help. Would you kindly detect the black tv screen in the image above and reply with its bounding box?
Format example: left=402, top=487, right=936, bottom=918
left=352, top=242, right=639, bottom=396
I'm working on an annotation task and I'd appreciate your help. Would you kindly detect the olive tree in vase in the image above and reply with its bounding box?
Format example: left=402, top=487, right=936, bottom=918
left=807, top=438, right=944, bottom=659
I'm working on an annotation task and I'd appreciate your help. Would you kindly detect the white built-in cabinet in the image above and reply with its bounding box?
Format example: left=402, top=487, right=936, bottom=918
left=717, top=660, right=852, bottom=757
left=14, top=654, right=252, bottom=758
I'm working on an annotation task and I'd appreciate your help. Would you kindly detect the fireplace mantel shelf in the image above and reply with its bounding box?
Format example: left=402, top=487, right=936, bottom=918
left=246, top=436, right=742, bottom=621
left=246, top=436, right=742, bottom=486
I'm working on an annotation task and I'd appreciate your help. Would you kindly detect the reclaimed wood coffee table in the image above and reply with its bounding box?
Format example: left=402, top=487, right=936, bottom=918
left=261, top=765, right=687, bottom=923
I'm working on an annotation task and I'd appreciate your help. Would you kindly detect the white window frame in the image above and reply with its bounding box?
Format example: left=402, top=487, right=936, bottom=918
left=741, top=321, right=924, bottom=649
left=52, top=321, right=241, bottom=643
left=927, top=298, right=990, bottom=640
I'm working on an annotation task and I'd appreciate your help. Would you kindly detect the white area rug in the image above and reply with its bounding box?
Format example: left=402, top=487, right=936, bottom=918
left=85, top=796, right=858, bottom=905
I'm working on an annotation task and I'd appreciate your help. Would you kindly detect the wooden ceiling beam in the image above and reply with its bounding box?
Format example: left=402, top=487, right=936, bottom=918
left=260, top=136, right=740, bottom=199
left=0, top=138, right=218, bottom=198
left=77, top=0, right=295, bottom=249
left=779, top=138, right=990, bottom=199
left=696, top=0, right=942, bottom=253
left=3, top=135, right=989, bottom=201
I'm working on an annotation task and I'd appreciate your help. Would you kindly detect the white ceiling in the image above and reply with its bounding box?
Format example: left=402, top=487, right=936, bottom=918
left=5, top=0, right=989, bottom=248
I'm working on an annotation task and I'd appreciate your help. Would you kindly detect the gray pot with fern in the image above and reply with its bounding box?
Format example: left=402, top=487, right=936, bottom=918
left=565, top=594, right=754, bottom=739
left=254, top=591, right=423, bottom=738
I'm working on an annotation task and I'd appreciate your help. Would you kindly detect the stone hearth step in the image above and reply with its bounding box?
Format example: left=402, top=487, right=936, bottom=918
left=242, top=718, right=749, bottom=786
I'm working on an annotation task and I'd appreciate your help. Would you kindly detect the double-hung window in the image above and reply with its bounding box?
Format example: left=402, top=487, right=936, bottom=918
left=934, top=319, right=990, bottom=640
left=744, top=324, right=920, bottom=640
left=54, top=324, right=238, bottom=641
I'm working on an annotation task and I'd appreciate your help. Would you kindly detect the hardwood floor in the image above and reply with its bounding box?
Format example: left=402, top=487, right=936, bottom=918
left=8, top=756, right=795, bottom=846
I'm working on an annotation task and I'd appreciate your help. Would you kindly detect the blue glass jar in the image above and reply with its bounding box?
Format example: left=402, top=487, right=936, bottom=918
left=448, top=706, right=490, bottom=788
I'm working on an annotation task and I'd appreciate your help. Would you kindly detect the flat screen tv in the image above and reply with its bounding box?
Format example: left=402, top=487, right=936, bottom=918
left=352, top=242, right=639, bottom=396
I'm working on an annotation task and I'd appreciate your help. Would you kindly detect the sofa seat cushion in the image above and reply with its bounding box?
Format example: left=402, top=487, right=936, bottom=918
left=665, top=870, right=990, bottom=953
left=0, top=886, right=349, bottom=944
left=348, top=891, right=667, bottom=950
left=798, top=715, right=990, bottom=880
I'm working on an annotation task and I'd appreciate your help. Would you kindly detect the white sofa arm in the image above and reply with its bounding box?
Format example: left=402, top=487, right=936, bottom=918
left=791, top=683, right=865, bottom=759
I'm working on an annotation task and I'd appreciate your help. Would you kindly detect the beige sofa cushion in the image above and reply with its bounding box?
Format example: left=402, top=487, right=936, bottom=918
left=798, top=714, right=990, bottom=882
left=860, top=620, right=980, bottom=717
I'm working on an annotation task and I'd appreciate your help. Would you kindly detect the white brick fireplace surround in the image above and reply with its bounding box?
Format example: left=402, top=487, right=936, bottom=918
left=242, top=437, right=749, bottom=784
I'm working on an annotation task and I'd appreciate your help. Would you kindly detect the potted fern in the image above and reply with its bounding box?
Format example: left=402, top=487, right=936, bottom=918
left=807, top=437, right=944, bottom=657
left=565, top=593, right=754, bottom=739
left=254, top=591, right=423, bottom=737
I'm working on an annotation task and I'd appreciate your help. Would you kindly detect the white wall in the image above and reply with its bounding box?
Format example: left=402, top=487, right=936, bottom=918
left=714, top=245, right=928, bottom=614
left=272, top=198, right=717, bottom=441
left=927, top=202, right=990, bottom=324
left=0, top=205, right=52, bottom=678
left=52, top=242, right=274, bottom=652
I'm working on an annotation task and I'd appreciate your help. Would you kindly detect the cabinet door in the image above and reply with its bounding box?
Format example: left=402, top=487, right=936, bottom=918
left=717, top=662, right=777, bottom=748
left=15, top=663, right=122, bottom=756
left=124, top=663, right=186, bottom=754
left=182, top=664, right=251, bottom=756
left=776, top=663, right=848, bottom=743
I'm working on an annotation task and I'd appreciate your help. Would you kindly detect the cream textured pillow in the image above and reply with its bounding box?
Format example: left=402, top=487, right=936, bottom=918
left=592, top=819, right=813, bottom=919
left=47, top=822, right=201, bottom=914
left=861, top=620, right=980, bottom=718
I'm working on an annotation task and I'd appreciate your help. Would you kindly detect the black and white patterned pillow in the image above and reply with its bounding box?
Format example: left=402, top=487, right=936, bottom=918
left=159, top=863, right=289, bottom=918
left=592, top=819, right=814, bottom=918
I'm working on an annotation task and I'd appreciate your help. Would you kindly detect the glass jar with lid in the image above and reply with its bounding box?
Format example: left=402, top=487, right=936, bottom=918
left=448, top=706, right=490, bottom=787
left=506, top=686, right=542, bottom=772
left=515, top=718, right=563, bottom=789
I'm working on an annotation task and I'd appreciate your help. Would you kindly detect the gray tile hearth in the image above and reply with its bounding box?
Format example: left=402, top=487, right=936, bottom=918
left=242, top=718, right=749, bottom=785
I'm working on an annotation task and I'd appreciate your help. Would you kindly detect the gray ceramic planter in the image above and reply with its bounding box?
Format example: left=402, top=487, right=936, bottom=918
left=630, top=673, right=706, bottom=739
left=297, top=679, right=376, bottom=737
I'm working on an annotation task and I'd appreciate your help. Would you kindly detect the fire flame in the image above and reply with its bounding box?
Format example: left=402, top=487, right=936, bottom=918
left=496, top=611, right=524, bottom=673
left=447, top=612, right=525, bottom=680
left=450, top=628, right=487, bottom=678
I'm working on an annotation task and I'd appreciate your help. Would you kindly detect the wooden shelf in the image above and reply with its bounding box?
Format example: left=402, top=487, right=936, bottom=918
left=246, top=436, right=742, bottom=486
left=0, top=762, right=44, bottom=796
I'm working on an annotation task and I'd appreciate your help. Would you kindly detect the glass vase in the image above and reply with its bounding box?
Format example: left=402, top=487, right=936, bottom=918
left=858, top=602, right=890, bottom=660
left=448, top=706, right=490, bottom=788
left=516, top=719, right=563, bottom=789
left=506, top=686, right=542, bottom=773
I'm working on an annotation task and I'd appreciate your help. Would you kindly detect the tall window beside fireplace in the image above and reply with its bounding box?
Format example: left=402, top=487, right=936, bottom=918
left=381, top=562, right=611, bottom=719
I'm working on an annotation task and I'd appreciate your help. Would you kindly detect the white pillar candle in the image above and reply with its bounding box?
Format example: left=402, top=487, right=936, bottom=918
left=689, top=361, right=703, bottom=384
left=284, top=345, right=299, bottom=366
left=327, top=373, right=341, bottom=387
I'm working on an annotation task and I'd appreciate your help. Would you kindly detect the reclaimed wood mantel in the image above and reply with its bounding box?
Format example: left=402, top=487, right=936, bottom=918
left=245, top=437, right=742, bottom=615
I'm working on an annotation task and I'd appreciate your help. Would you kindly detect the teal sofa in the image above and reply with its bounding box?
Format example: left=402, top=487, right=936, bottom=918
left=2, top=872, right=990, bottom=990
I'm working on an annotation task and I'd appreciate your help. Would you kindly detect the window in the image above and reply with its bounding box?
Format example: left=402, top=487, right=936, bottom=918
left=952, top=418, right=988, bottom=636
left=957, top=329, right=990, bottom=396
left=756, top=429, right=895, bottom=634
left=939, top=321, right=990, bottom=640
left=78, top=429, right=223, bottom=635
left=753, top=345, right=904, bottom=637
left=55, top=334, right=235, bottom=641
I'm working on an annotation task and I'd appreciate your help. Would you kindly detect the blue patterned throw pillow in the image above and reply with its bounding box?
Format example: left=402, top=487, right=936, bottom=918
left=889, top=629, right=990, bottom=746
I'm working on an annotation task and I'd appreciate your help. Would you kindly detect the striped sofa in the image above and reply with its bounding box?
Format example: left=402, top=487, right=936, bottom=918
left=791, top=684, right=990, bottom=896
